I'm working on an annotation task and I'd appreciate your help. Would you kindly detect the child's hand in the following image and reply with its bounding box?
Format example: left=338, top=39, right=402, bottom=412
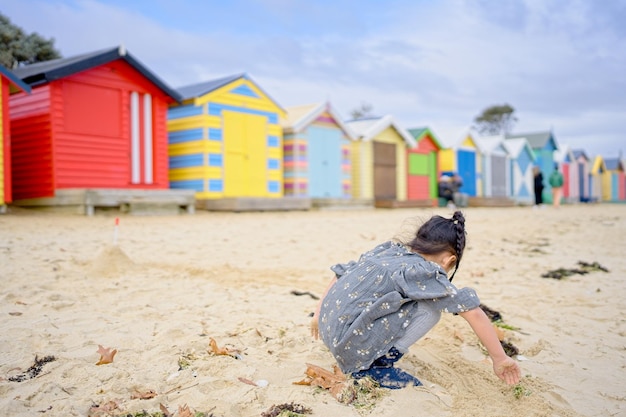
left=493, top=356, right=521, bottom=385
left=310, top=316, right=319, bottom=340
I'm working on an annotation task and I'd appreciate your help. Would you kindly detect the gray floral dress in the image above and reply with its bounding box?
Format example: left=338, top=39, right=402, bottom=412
left=318, top=241, right=480, bottom=374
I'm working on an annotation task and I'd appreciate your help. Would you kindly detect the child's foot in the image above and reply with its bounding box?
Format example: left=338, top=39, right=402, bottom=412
left=352, top=366, right=422, bottom=389
left=352, top=347, right=422, bottom=389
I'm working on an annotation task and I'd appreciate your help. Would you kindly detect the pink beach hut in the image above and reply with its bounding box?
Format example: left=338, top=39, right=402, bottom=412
left=554, top=145, right=580, bottom=204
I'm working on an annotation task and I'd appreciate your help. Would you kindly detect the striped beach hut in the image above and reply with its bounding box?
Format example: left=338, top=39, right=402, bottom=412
left=603, top=158, right=625, bottom=202
left=506, top=131, right=558, bottom=203
left=589, top=155, right=605, bottom=202
left=0, top=65, right=31, bottom=212
left=474, top=135, right=510, bottom=197
left=554, top=145, right=580, bottom=204
left=572, top=149, right=591, bottom=202
left=281, top=102, right=355, bottom=200
left=168, top=74, right=286, bottom=204
left=9, top=46, right=184, bottom=208
left=406, top=127, right=443, bottom=204
left=346, top=115, right=416, bottom=206
left=503, top=137, right=535, bottom=204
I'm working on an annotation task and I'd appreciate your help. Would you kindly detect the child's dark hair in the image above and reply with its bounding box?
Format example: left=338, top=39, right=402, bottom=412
left=406, top=211, right=466, bottom=281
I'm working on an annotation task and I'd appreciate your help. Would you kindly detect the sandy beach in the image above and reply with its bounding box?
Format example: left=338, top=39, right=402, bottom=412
left=1, top=204, right=624, bottom=417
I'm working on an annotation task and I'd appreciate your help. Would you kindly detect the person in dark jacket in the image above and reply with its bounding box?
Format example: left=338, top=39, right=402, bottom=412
left=533, top=166, right=544, bottom=207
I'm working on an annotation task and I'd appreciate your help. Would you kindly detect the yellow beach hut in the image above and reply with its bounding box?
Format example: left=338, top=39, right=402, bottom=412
left=345, top=115, right=416, bottom=207
left=602, top=157, right=625, bottom=202
left=168, top=74, right=303, bottom=211
left=589, top=155, right=605, bottom=202
left=1, top=65, right=31, bottom=213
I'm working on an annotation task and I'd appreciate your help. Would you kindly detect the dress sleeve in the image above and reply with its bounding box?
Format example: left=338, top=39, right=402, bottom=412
left=330, top=260, right=358, bottom=278
left=429, top=286, right=481, bottom=314
left=392, top=261, right=481, bottom=313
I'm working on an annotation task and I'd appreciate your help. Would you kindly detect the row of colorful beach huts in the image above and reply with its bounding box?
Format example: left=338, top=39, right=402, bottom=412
left=1, top=46, right=624, bottom=214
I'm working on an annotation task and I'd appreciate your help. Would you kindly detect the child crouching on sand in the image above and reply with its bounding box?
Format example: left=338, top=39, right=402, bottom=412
left=311, top=211, right=520, bottom=389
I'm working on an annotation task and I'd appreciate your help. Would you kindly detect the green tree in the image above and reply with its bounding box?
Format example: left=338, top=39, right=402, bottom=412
left=349, top=101, right=375, bottom=120
left=473, top=104, right=517, bottom=135
left=0, top=13, right=61, bottom=68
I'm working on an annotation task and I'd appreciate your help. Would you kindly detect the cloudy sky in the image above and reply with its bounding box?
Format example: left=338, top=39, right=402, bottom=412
left=2, top=0, right=624, bottom=157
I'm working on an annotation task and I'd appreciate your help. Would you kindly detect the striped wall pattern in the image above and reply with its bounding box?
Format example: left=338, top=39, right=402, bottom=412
left=167, top=78, right=283, bottom=199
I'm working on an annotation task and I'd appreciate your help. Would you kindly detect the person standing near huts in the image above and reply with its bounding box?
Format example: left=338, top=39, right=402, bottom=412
left=549, top=164, right=565, bottom=208
left=533, top=166, right=544, bottom=208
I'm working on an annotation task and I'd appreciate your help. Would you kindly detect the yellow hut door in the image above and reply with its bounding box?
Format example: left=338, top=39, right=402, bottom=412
left=223, top=111, right=267, bottom=197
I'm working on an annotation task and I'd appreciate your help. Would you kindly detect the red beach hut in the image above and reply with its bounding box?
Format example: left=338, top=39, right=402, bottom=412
left=8, top=46, right=184, bottom=210
left=1, top=65, right=31, bottom=212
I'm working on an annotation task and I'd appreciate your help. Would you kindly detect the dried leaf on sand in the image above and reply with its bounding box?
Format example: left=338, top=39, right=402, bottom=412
left=96, top=345, right=117, bottom=365
left=208, top=337, right=241, bottom=357
left=130, top=389, right=157, bottom=400
left=294, top=363, right=349, bottom=401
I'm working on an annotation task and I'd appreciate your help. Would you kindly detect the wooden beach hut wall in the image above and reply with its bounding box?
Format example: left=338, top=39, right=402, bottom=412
left=572, top=149, right=591, bottom=202
left=0, top=65, right=31, bottom=212
left=506, top=131, right=558, bottom=203
left=167, top=74, right=286, bottom=202
left=406, top=127, right=443, bottom=203
left=345, top=115, right=416, bottom=205
left=589, top=155, right=605, bottom=202
left=553, top=145, right=577, bottom=203
left=281, top=102, right=355, bottom=199
left=602, top=158, right=625, bottom=202
left=474, top=135, right=510, bottom=197
left=8, top=46, right=182, bottom=203
left=503, top=137, right=535, bottom=204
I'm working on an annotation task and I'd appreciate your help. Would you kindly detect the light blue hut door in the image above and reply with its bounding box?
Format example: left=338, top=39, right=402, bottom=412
left=308, top=126, right=342, bottom=198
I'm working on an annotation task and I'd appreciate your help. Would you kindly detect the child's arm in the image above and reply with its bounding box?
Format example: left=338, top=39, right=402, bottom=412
left=459, top=307, right=521, bottom=385
left=310, top=276, right=337, bottom=340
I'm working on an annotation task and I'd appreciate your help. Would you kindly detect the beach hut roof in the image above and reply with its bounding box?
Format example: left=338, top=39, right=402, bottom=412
left=0, top=65, right=31, bottom=94
left=474, top=135, right=509, bottom=155
left=176, top=73, right=244, bottom=99
left=503, top=137, right=535, bottom=160
left=407, top=127, right=444, bottom=149
left=572, top=149, right=590, bottom=161
left=506, top=131, right=558, bottom=150
left=445, top=128, right=477, bottom=150
left=604, top=158, right=624, bottom=171
left=345, top=115, right=416, bottom=147
left=553, top=144, right=575, bottom=163
left=282, top=102, right=357, bottom=140
left=11, top=45, right=181, bottom=102
left=176, top=73, right=285, bottom=113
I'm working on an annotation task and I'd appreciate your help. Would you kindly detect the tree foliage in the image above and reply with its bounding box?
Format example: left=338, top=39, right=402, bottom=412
left=0, top=13, right=61, bottom=68
left=349, top=101, right=375, bottom=120
left=473, top=104, right=517, bottom=135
